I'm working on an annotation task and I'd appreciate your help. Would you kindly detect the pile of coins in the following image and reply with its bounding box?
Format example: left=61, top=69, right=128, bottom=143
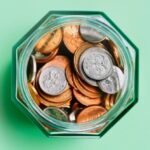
left=27, top=24, right=124, bottom=124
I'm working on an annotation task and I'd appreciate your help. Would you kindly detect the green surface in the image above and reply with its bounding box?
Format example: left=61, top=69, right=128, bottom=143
left=0, top=0, right=149, bottom=150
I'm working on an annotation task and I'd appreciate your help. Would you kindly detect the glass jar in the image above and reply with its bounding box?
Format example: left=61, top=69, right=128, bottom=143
left=12, top=11, right=139, bottom=137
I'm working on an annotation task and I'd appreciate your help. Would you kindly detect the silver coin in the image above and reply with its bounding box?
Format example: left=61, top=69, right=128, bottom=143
left=80, top=25, right=106, bottom=43
left=27, top=55, right=37, bottom=83
left=79, top=50, right=98, bottom=87
left=38, top=67, right=67, bottom=96
left=44, top=107, right=68, bottom=122
left=82, top=47, right=113, bottom=80
left=98, top=66, right=124, bottom=94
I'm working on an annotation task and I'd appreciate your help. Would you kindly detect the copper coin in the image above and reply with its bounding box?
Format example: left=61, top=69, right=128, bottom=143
left=71, top=102, right=80, bottom=111
left=27, top=55, right=37, bottom=83
left=77, top=76, right=100, bottom=94
left=63, top=25, right=85, bottom=53
left=41, top=55, right=70, bottom=70
left=34, top=47, right=59, bottom=63
left=36, top=79, right=71, bottom=103
left=73, top=90, right=101, bottom=106
left=72, top=73, right=100, bottom=98
left=65, top=65, right=77, bottom=89
left=35, top=28, right=62, bottom=54
left=28, top=82, right=41, bottom=106
left=40, top=97, right=71, bottom=108
left=76, top=106, right=107, bottom=123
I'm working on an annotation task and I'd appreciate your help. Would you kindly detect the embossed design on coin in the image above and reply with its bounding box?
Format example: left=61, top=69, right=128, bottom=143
left=44, top=107, right=68, bottom=122
left=80, top=25, right=106, bottom=43
left=78, top=55, right=98, bottom=86
left=38, top=67, right=67, bottom=96
left=82, top=47, right=113, bottom=80
left=98, top=66, right=124, bottom=94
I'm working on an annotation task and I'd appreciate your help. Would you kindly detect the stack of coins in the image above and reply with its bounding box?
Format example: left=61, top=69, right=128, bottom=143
left=27, top=23, right=125, bottom=124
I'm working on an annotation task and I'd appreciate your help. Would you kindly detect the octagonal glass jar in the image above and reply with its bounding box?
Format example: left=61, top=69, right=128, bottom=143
left=12, top=11, right=139, bottom=137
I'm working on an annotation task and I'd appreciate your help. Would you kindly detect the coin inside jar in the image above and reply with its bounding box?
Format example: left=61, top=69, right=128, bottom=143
left=80, top=25, right=106, bottom=43
left=38, top=66, right=67, bottom=96
left=82, top=47, right=113, bottom=80
left=43, top=107, right=69, bottom=122
left=63, top=25, right=85, bottom=53
left=27, top=55, right=37, bottom=83
left=76, top=106, right=107, bottom=123
left=98, top=66, right=124, bottom=94
left=33, top=48, right=59, bottom=63
left=35, top=29, right=62, bottom=54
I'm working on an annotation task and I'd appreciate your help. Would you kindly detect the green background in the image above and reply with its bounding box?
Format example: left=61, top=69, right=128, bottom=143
left=0, top=0, right=149, bottom=150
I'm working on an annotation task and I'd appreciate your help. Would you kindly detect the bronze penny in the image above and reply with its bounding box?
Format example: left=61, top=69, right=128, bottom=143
left=77, top=76, right=100, bottom=94
left=65, top=65, right=77, bottom=89
left=72, top=73, right=100, bottom=98
left=76, top=106, right=107, bottom=123
left=40, top=97, right=72, bottom=108
left=35, top=28, right=62, bottom=54
left=63, top=25, right=85, bottom=53
left=73, top=89, right=101, bottom=106
left=71, top=102, right=80, bottom=111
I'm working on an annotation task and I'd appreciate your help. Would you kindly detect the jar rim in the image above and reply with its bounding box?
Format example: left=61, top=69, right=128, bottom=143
left=18, top=15, right=133, bottom=132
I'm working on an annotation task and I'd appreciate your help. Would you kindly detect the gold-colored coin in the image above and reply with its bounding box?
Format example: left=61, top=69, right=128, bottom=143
left=39, top=87, right=72, bottom=103
left=104, top=94, right=116, bottom=110
left=28, top=82, right=41, bottom=106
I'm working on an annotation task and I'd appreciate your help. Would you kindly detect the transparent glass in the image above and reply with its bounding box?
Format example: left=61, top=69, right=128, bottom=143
left=12, top=11, right=139, bottom=137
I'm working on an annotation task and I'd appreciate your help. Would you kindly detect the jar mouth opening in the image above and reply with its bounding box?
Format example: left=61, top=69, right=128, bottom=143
left=19, top=16, right=133, bottom=132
